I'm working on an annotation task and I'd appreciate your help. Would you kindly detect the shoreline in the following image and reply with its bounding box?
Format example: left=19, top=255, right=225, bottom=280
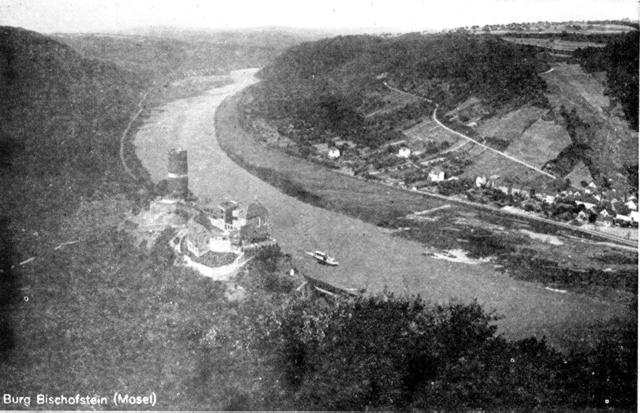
left=215, top=88, right=636, bottom=249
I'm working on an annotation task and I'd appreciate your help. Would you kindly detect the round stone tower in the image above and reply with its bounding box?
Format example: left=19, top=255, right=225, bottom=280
left=167, top=149, right=188, bottom=199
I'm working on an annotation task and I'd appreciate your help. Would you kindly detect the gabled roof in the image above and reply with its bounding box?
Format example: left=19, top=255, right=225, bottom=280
left=194, top=212, right=213, bottom=231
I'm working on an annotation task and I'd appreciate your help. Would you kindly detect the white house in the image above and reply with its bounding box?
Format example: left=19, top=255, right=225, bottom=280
left=614, top=214, right=632, bottom=226
left=475, top=175, right=487, bottom=188
left=625, top=200, right=637, bottom=211
left=429, top=168, right=446, bottom=182
left=182, top=221, right=235, bottom=257
left=210, top=201, right=246, bottom=232
left=397, top=147, right=411, bottom=158
left=328, top=147, right=341, bottom=159
left=599, top=209, right=612, bottom=219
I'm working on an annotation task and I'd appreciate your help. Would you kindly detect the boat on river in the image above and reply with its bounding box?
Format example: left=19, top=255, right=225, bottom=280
left=304, top=250, right=339, bottom=266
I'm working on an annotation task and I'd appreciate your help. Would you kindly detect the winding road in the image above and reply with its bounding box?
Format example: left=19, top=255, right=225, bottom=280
left=383, top=81, right=636, bottom=248
left=133, top=69, right=628, bottom=350
left=383, top=81, right=556, bottom=179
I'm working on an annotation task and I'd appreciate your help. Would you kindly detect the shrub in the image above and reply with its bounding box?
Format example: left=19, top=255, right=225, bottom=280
left=265, top=295, right=579, bottom=410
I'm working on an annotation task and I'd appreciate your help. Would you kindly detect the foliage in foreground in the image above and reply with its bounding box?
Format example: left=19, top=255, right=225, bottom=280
left=260, top=294, right=636, bottom=410
left=0, top=224, right=635, bottom=410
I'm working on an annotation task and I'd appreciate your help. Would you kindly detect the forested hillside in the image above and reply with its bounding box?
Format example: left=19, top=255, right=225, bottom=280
left=248, top=33, right=549, bottom=148
left=0, top=27, right=147, bottom=250
left=245, top=30, right=637, bottom=190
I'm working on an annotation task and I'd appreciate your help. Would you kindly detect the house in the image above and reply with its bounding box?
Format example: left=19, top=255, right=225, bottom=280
left=212, top=200, right=246, bottom=231
left=625, top=200, right=637, bottom=211
left=397, top=147, right=411, bottom=158
left=614, top=214, right=632, bottom=227
left=599, top=208, right=613, bottom=221
left=475, top=175, right=487, bottom=188
left=328, top=147, right=341, bottom=159
left=241, top=201, right=270, bottom=243
left=429, top=168, right=446, bottom=182
left=183, top=220, right=232, bottom=257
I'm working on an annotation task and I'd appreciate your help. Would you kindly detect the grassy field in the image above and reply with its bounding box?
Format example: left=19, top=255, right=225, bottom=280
left=362, top=88, right=423, bottom=118
left=504, top=119, right=572, bottom=169
left=403, top=117, right=462, bottom=148
left=458, top=143, right=554, bottom=189
left=476, top=106, right=546, bottom=143
left=502, top=37, right=606, bottom=51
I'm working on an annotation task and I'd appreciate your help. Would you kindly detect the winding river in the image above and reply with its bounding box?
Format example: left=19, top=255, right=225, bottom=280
left=135, top=68, right=625, bottom=349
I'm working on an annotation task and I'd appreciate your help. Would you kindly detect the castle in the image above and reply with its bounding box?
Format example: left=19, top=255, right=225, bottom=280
left=125, top=149, right=277, bottom=279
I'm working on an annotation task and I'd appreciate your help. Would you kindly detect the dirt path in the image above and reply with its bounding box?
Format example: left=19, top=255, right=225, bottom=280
left=430, top=107, right=558, bottom=179
left=134, top=69, right=628, bottom=349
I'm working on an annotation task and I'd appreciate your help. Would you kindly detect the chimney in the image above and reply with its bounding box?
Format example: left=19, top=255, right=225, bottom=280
left=167, top=149, right=188, bottom=199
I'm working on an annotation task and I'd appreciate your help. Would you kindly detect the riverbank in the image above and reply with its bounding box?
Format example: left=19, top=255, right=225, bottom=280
left=215, top=82, right=635, bottom=337
left=217, top=89, right=637, bottom=248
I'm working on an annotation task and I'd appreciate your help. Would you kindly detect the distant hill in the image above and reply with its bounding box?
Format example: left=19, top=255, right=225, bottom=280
left=246, top=33, right=548, bottom=150
left=54, top=28, right=323, bottom=81
left=120, top=26, right=329, bottom=47
left=0, top=26, right=146, bottom=246
left=244, top=30, right=638, bottom=191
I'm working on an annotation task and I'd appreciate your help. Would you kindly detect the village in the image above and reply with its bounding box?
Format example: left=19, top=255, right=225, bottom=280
left=254, top=122, right=639, bottom=239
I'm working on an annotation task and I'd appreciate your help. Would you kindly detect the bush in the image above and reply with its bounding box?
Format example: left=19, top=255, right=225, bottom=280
left=265, top=295, right=594, bottom=410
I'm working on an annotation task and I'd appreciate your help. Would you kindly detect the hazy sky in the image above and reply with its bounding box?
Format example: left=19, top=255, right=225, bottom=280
left=0, top=0, right=637, bottom=34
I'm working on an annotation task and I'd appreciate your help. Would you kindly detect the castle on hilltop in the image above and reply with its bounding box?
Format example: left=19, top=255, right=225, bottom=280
left=124, top=149, right=277, bottom=279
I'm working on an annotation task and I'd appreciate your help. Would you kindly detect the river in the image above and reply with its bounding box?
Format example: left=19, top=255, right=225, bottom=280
left=135, top=68, right=625, bottom=349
